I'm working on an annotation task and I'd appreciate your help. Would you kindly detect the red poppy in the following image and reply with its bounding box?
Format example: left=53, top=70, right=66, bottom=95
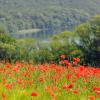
left=22, top=85, right=27, bottom=89
left=73, top=57, right=80, bottom=63
left=89, top=96, right=95, bottom=100
left=72, top=77, right=77, bottom=83
left=93, top=87, right=100, bottom=91
left=75, top=73, right=81, bottom=78
left=66, top=74, right=72, bottom=79
left=79, top=66, right=85, bottom=71
left=6, top=63, right=12, bottom=69
left=68, top=84, right=73, bottom=89
left=2, top=93, right=6, bottom=100
left=18, top=79, right=23, bottom=84
left=31, top=92, right=38, bottom=97
left=73, top=90, right=79, bottom=94
left=5, top=84, right=13, bottom=89
left=60, top=54, right=65, bottom=60
left=25, top=80, right=33, bottom=85
left=63, top=84, right=69, bottom=90
left=63, top=84, right=73, bottom=90
left=45, top=86, right=51, bottom=92
left=95, top=91, right=100, bottom=97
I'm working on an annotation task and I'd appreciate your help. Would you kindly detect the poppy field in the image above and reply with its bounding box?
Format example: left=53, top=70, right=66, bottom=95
left=0, top=55, right=100, bottom=100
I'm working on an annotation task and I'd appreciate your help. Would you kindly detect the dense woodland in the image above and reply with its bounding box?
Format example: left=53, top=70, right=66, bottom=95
left=0, top=0, right=100, bottom=38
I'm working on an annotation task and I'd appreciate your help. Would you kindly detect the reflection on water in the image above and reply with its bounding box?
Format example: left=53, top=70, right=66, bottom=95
left=11, top=28, right=67, bottom=39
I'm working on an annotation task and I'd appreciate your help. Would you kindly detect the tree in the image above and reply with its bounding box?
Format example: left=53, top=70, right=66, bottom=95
left=0, top=26, right=16, bottom=62
left=76, top=15, right=100, bottom=66
left=50, top=31, right=83, bottom=63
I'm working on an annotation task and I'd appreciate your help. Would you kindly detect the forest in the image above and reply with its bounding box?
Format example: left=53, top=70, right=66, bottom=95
left=0, top=0, right=100, bottom=37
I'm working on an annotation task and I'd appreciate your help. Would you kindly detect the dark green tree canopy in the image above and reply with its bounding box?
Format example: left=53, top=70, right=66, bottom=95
left=76, top=15, right=100, bottom=66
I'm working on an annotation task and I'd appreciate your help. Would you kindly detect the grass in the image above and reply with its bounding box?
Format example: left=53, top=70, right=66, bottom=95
left=0, top=58, right=100, bottom=100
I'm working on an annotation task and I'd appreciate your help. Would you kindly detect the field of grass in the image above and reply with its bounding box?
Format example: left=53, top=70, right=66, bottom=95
left=0, top=55, right=100, bottom=100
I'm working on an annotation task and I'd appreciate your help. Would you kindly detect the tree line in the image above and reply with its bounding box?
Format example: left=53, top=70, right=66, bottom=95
left=0, top=15, right=100, bottom=67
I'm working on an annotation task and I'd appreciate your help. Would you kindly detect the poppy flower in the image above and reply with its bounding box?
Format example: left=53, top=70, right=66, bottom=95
left=2, top=93, right=6, bottom=100
left=31, top=92, right=38, bottom=97
left=68, top=84, right=73, bottom=89
left=66, top=74, right=72, bottom=79
left=63, top=84, right=68, bottom=90
left=73, top=61, right=78, bottom=65
left=73, top=90, right=79, bottom=94
left=95, top=91, right=100, bottom=97
left=79, top=66, right=85, bottom=71
left=5, top=84, right=13, bottom=89
left=63, top=84, right=73, bottom=90
left=45, top=86, right=51, bottom=92
left=73, top=58, right=80, bottom=62
left=93, top=87, right=100, bottom=91
left=18, top=79, right=23, bottom=84
left=72, top=77, right=77, bottom=83
left=89, top=96, right=95, bottom=100
left=75, top=73, right=81, bottom=78
left=60, top=54, right=65, bottom=60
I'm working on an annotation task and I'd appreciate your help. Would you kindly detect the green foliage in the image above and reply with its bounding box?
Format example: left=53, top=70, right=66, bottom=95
left=32, top=31, right=83, bottom=64
left=0, top=15, right=100, bottom=66
left=0, top=29, right=16, bottom=61
left=0, top=24, right=5, bottom=33
left=0, top=0, right=100, bottom=36
left=76, top=15, right=100, bottom=66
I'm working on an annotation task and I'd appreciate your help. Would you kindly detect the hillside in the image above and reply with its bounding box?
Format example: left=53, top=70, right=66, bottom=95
left=0, top=0, right=100, bottom=38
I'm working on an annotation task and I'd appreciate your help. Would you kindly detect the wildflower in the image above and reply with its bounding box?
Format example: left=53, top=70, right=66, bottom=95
left=0, top=68, right=4, bottom=73
left=13, top=67, right=19, bottom=72
left=72, top=77, right=77, bottom=83
left=27, top=65, right=34, bottom=71
left=39, top=77, right=45, bottom=82
left=18, top=79, right=23, bottom=84
left=75, top=73, right=81, bottom=78
left=89, top=96, right=95, bottom=100
left=59, top=61, right=65, bottom=65
left=73, top=58, right=80, bottom=64
left=31, top=92, right=38, bottom=97
left=68, top=84, right=73, bottom=89
left=25, top=80, right=33, bottom=85
left=93, top=87, right=100, bottom=91
left=22, top=85, right=27, bottom=89
left=73, top=57, right=80, bottom=62
left=66, top=74, right=72, bottom=79
left=53, top=86, right=59, bottom=92
left=60, top=54, right=65, bottom=60
left=63, top=84, right=68, bottom=90
left=6, top=63, right=12, bottom=69
left=73, top=90, right=79, bottom=94
left=2, top=78, right=6, bottom=85
left=63, top=84, right=73, bottom=90
left=67, top=63, right=72, bottom=67
left=83, top=79, right=88, bottom=83
left=73, top=61, right=78, bottom=65
left=79, top=66, right=85, bottom=71
left=45, top=86, right=51, bottom=92
left=95, top=90, right=100, bottom=97
left=2, top=93, right=6, bottom=100
left=5, top=84, right=13, bottom=89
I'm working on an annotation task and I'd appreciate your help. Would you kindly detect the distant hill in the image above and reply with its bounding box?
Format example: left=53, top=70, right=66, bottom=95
left=0, top=0, right=100, bottom=37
